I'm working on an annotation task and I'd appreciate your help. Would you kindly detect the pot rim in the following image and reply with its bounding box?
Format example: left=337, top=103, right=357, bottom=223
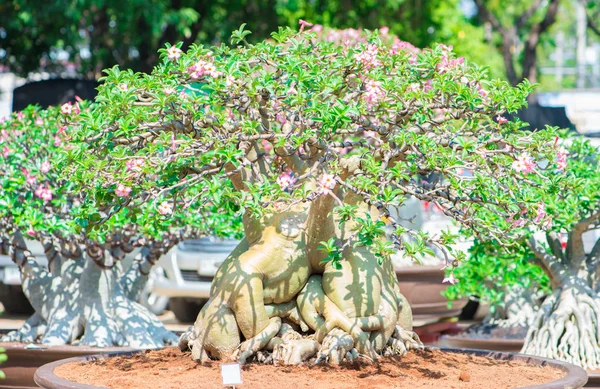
left=34, top=347, right=588, bottom=389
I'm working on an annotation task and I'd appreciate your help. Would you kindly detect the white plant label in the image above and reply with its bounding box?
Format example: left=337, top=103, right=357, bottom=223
left=221, top=362, right=242, bottom=386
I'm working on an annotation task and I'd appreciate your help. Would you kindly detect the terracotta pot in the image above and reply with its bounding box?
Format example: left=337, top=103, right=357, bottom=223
left=33, top=347, right=588, bottom=389
left=0, top=343, right=135, bottom=389
left=395, top=265, right=468, bottom=324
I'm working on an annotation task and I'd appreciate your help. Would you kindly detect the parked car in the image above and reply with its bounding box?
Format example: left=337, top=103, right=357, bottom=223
left=152, top=237, right=240, bottom=322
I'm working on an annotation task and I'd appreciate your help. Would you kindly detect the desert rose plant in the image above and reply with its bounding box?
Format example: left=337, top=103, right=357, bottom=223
left=0, top=105, right=182, bottom=348
left=63, top=25, right=567, bottom=364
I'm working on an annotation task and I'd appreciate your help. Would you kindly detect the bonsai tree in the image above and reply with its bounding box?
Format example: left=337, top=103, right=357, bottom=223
left=0, top=105, right=179, bottom=348
left=64, top=25, right=566, bottom=364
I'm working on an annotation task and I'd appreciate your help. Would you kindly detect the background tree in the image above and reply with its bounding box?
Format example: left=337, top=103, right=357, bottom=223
left=472, top=0, right=561, bottom=86
left=0, top=0, right=502, bottom=79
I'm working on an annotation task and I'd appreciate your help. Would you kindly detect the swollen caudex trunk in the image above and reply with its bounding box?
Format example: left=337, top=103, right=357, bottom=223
left=180, top=197, right=422, bottom=365
left=3, top=233, right=177, bottom=348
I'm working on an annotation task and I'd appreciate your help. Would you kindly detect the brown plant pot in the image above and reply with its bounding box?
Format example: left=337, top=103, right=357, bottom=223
left=33, top=347, right=588, bottom=389
left=440, top=333, right=600, bottom=388
left=0, top=342, right=135, bottom=389
left=395, top=265, right=468, bottom=324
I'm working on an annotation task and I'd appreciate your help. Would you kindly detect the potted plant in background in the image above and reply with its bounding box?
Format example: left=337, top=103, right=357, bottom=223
left=0, top=105, right=181, bottom=388
left=30, top=25, right=591, bottom=388
left=444, top=135, right=600, bottom=385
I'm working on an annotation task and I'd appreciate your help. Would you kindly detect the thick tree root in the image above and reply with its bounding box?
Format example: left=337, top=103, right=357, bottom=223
left=523, top=287, right=600, bottom=370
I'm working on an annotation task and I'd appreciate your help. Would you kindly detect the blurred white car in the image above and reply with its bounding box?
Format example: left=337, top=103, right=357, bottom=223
left=152, top=237, right=240, bottom=322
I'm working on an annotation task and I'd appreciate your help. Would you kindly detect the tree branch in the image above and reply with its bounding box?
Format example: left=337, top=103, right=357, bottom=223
left=527, top=236, right=564, bottom=289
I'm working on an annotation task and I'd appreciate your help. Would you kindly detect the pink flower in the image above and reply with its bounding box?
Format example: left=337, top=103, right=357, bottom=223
left=157, top=201, right=173, bottom=215
left=556, top=147, right=568, bottom=171
left=57, top=126, right=67, bottom=135
left=442, top=274, right=459, bottom=285
left=275, top=112, right=287, bottom=124
left=60, top=102, right=73, bottom=115
left=318, top=174, right=337, bottom=194
left=437, top=54, right=464, bottom=73
left=118, top=83, right=128, bottom=92
left=512, top=153, right=536, bottom=174
left=26, top=227, right=36, bottom=237
left=115, top=184, right=132, bottom=197
left=41, top=161, right=51, bottom=173
left=22, top=168, right=36, bottom=185
left=423, top=79, right=433, bottom=92
left=355, top=44, right=381, bottom=70
left=164, top=87, right=176, bottom=95
left=167, top=46, right=182, bottom=60
left=53, top=136, right=62, bottom=147
left=126, top=159, right=144, bottom=172
left=2, top=146, right=10, bottom=158
left=298, top=19, right=313, bottom=32
left=73, top=102, right=80, bottom=114
left=380, top=26, right=389, bottom=35
left=505, top=214, right=525, bottom=228
left=534, top=203, right=547, bottom=225
left=277, top=170, right=297, bottom=190
left=187, top=59, right=219, bottom=79
left=34, top=117, right=44, bottom=126
left=496, top=115, right=508, bottom=125
left=16, top=112, right=25, bottom=120
left=363, top=79, right=386, bottom=108
left=34, top=185, right=52, bottom=202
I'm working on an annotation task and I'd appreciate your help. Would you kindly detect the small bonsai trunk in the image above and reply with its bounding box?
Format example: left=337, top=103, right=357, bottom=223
left=523, top=233, right=600, bottom=369
left=3, top=232, right=177, bottom=348
left=484, top=284, right=542, bottom=329
left=522, top=278, right=600, bottom=369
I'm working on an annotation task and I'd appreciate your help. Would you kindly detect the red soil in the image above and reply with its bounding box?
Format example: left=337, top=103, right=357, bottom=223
left=55, top=348, right=565, bottom=389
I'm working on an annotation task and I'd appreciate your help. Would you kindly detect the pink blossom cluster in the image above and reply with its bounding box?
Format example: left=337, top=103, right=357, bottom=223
left=276, top=170, right=297, bottom=190
left=555, top=147, right=568, bottom=171
left=157, top=201, right=173, bottom=215
left=35, top=184, right=52, bottom=202
left=41, top=160, right=51, bottom=173
left=318, top=174, right=337, bottom=194
left=437, top=54, right=464, bottom=73
left=363, top=79, right=386, bottom=109
left=496, top=115, right=508, bottom=125
left=187, top=58, right=220, bottom=79
left=22, top=168, right=36, bottom=185
left=390, top=39, right=419, bottom=56
left=512, top=153, right=536, bottom=174
left=126, top=158, right=144, bottom=172
left=60, top=102, right=80, bottom=116
left=355, top=44, right=382, bottom=70
left=115, top=184, right=132, bottom=197
left=2, top=146, right=9, bottom=158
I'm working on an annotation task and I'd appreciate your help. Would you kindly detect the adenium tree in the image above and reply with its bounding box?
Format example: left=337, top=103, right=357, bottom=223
left=0, top=105, right=180, bottom=348
left=64, top=25, right=566, bottom=364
